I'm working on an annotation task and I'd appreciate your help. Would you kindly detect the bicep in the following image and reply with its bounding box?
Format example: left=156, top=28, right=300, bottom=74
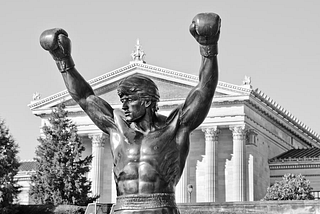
left=79, top=95, right=117, bottom=134
left=180, top=87, right=213, bottom=131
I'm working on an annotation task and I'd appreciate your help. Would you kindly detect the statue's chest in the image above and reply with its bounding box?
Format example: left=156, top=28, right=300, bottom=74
left=112, top=128, right=177, bottom=163
left=140, top=131, right=176, bottom=157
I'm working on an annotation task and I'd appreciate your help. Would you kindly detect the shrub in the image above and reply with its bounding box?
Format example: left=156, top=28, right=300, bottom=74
left=54, top=205, right=86, bottom=214
left=13, top=204, right=86, bottom=214
left=263, top=173, right=315, bottom=200
left=14, top=204, right=54, bottom=214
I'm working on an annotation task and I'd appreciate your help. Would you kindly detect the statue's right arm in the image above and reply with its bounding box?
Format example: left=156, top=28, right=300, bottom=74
left=40, top=28, right=117, bottom=134
left=61, top=68, right=117, bottom=134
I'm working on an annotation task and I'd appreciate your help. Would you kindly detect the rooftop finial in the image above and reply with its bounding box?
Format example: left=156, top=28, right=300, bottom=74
left=242, top=76, right=252, bottom=89
left=130, top=39, right=146, bottom=63
left=32, top=92, right=41, bottom=101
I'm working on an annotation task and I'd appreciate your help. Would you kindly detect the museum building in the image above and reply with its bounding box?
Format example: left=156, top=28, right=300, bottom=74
left=20, top=42, right=320, bottom=204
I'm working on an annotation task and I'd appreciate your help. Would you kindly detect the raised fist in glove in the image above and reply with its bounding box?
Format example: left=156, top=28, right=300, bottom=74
left=40, top=28, right=74, bottom=72
left=189, top=13, right=221, bottom=57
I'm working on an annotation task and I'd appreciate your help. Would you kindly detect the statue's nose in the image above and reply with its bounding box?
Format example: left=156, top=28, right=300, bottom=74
left=122, top=101, right=128, bottom=110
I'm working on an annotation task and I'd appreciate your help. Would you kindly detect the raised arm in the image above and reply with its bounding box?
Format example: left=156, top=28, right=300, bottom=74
left=179, top=13, right=221, bottom=131
left=40, top=29, right=116, bottom=134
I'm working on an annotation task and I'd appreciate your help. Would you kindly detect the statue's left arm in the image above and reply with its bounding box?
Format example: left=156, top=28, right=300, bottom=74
left=179, top=13, right=221, bottom=132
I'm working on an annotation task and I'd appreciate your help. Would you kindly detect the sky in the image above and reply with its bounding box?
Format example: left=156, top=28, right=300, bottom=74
left=0, top=0, right=320, bottom=160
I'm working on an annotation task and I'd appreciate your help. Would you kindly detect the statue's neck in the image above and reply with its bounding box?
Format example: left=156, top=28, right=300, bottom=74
left=132, top=111, right=157, bottom=134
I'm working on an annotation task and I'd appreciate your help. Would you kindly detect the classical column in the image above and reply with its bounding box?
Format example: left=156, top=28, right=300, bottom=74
left=247, top=129, right=257, bottom=201
left=202, top=127, right=220, bottom=202
left=175, top=163, right=188, bottom=203
left=89, top=133, right=105, bottom=202
left=248, top=154, right=254, bottom=201
left=229, top=125, right=247, bottom=201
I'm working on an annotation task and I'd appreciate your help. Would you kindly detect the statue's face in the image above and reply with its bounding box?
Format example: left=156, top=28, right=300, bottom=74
left=120, top=94, right=146, bottom=122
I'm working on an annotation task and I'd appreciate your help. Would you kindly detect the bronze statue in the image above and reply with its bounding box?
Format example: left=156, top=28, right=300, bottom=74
left=40, top=13, right=221, bottom=214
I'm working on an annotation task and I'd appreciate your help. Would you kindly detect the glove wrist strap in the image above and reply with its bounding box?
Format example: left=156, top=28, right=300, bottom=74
left=55, top=57, right=75, bottom=73
left=200, top=44, right=218, bottom=58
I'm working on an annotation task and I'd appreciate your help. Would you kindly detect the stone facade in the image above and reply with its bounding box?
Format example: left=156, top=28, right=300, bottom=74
left=26, top=46, right=320, bottom=204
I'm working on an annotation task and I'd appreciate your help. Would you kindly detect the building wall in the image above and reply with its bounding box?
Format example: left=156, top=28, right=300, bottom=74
left=246, top=136, right=270, bottom=200
left=244, top=102, right=311, bottom=200
left=245, top=103, right=297, bottom=153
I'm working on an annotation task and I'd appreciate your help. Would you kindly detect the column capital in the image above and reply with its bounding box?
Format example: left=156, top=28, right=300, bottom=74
left=229, top=125, right=248, bottom=141
left=89, top=133, right=106, bottom=147
left=202, top=126, right=220, bottom=142
left=202, top=126, right=220, bottom=135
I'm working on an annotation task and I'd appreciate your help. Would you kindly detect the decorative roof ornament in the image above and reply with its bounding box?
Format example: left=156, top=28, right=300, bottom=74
left=32, top=92, right=41, bottom=101
left=130, top=39, right=146, bottom=64
left=242, top=76, right=252, bottom=89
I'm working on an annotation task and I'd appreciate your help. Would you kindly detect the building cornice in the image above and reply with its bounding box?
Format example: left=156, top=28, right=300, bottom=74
left=269, top=162, right=320, bottom=170
left=269, top=156, right=320, bottom=164
left=250, top=89, right=320, bottom=146
left=270, top=174, right=320, bottom=178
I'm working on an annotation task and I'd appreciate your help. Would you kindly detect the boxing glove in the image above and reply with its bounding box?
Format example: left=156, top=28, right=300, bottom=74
left=40, top=28, right=74, bottom=72
left=189, top=13, right=221, bottom=57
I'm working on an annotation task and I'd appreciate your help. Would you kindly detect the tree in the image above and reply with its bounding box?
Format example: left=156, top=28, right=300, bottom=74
left=30, top=104, right=96, bottom=205
left=263, top=173, right=315, bottom=200
left=0, top=118, right=20, bottom=209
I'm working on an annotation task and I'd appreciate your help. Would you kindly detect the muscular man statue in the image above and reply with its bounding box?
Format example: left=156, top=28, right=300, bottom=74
left=40, top=13, right=221, bottom=214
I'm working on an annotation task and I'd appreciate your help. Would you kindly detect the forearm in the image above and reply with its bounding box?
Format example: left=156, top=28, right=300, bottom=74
left=197, top=43, right=219, bottom=100
left=198, top=55, right=219, bottom=94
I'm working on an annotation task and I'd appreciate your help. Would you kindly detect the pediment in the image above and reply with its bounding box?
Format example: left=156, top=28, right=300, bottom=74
left=29, top=62, right=252, bottom=112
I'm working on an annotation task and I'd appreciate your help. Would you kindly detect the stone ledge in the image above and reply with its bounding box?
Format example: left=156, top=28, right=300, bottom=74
left=177, top=201, right=319, bottom=214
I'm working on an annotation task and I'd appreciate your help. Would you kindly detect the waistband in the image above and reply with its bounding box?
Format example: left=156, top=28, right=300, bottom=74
left=114, top=193, right=177, bottom=211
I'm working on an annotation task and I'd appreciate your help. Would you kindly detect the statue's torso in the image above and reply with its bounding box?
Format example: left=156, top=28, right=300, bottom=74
left=110, top=108, right=188, bottom=196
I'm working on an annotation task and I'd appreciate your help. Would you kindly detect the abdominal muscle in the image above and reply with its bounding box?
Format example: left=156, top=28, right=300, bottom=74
left=113, top=160, right=179, bottom=214
left=116, top=160, right=174, bottom=195
left=113, top=160, right=180, bottom=213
